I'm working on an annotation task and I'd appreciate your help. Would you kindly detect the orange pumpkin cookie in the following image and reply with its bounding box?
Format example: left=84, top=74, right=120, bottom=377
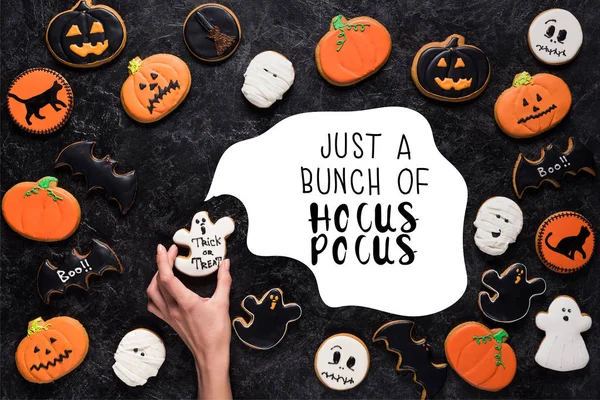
left=16, top=316, right=89, bottom=383
left=494, top=72, right=571, bottom=138
left=315, top=15, right=391, bottom=86
left=7, top=68, right=73, bottom=135
left=120, top=54, right=191, bottom=123
left=536, top=212, right=595, bottom=273
left=2, top=176, right=81, bottom=242
left=445, top=322, right=516, bottom=392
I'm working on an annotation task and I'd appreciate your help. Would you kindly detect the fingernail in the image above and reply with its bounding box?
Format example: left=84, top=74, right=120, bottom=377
left=169, top=244, right=177, bottom=252
left=157, top=244, right=165, bottom=254
left=223, top=259, right=230, bottom=271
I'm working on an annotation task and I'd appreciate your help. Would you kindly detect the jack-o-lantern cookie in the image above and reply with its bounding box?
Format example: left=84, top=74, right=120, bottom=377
left=315, top=15, right=391, bottom=86
left=16, top=316, right=89, bottom=383
left=120, top=54, right=191, bottom=123
left=528, top=9, right=583, bottom=65
left=2, top=177, right=81, bottom=242
left=113, top=328, right=166, bottom=386
left=46, top=0, right=126, bottom=68
left=536, top=212, right=595, bottom=273
left=233, top=288, right=302, bottom=350
left=445, top=322, right=516, bottom=392
left=315, top=333, right=370, bottom=390
left=494, top=72, right=571, bottom=138
left=183, top=3, right=241, bottom=62
left=242, top=51, right=295, bottom=108
left=411, top=34, right=490, bottom=102
left=7, top=68, right=73, bottom=135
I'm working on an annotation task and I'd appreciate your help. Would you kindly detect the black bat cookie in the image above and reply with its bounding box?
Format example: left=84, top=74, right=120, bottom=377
left=373, top=320, right=447, bottom=399
left=54, top=141, right=137, bottom=214
left=513, top=137, right=596, bottom=199
left=478, top=263, right=546, bottom=323
left=232, top=288, right=302, bottom=350
left=37, top=239, right=123, bottom=303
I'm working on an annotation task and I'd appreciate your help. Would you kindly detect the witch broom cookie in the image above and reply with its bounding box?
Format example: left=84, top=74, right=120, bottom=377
left=528, top=9, right=583, bottom=65
left=315, top=333, right=370, bottom=390
left=233, top=288, right=301, bottom=350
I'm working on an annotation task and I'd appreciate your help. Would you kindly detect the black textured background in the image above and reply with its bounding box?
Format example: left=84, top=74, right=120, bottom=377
left=1, top=0, right=599, bottom=399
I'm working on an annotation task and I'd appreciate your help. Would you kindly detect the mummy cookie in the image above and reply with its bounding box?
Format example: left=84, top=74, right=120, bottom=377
left=173, top=211, right=234, bottom=277
left=113, top=329, right=165, bottom=386
left=232, top=288, right=301, bottom=350
left=473, top=197, right=523, bottom=256
left=373, top=321, right=447, bottom=399
left=478, top=264, right=546, bottom=323
left=411, top=35, right=490, bottom=102
left=528, top=9, right=583, bottom=65
left=535, top=296, right=591, bottom=371
left=241, top=51, right=295, bottom=108
left=183, top=3, right=241, bottom=62
left=536, top=212, right=595, bottom=273
left=315, top=334, right=370, bottom=390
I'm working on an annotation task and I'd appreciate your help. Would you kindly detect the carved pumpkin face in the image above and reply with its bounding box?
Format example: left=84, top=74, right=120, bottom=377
left=412, top=35, right=490, bottom=102
left=121, top=54, right=192, bottom=123
left=46, top=0, right=126, bottom=68
left=494, top=72, right=572, bottom=138
left=16, top=317, right=89, bottom=383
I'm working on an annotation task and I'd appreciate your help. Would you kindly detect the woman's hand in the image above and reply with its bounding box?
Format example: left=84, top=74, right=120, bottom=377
left=146, top=244, right=232, bottom=400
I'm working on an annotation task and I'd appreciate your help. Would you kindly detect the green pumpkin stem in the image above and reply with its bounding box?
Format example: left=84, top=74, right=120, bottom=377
left=27, top=317, right=51, bottom=336
left=513, top=72, right=533, bottom=87
left=38, top=176, right=57, bottom=189
left=473, top=329, right=508, bottom=369
left=24, top=177, right=63, bottom=202
left=331, top=15, right=370, bottom=52
left=128, top=57, right=143, bottom=75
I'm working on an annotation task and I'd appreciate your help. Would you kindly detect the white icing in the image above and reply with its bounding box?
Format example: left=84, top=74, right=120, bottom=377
left=173, top=211, right=234, bottom=277
left=242, top=51, right=295, bottom=108
left=314, top=334, right=369, bottom=390
left=474, top=197, right=523, bottom=256
left=528, top=9, right=583, bottom=64
left=535, top=296, right=592, bottom=371
left=112, top=329, right=166, bottom=387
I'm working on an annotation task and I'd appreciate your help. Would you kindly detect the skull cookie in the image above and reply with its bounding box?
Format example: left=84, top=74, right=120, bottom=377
left=112, top=329, right=165, bottom=386
left=474, top=197, right=523, bottom=256
left=528, top=9, right=583, bottom=65
left=172, top=211, right=235, bottom=277
left=315, top=334, right=370, bottom=390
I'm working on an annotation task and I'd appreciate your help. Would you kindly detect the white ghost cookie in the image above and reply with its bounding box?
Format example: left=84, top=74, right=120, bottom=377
left=314, top=333, right=370, bottom=391
left=535, top=296, right=591, bottom=372
left=242, top=51, right=295, bottom=108
left=474, top=197, right=523, bottom=256
left=528, top=9, right=583, bottom=65
left=173, top=211, right=235, bottom=277
left=113, top=329, right=166, bottom=387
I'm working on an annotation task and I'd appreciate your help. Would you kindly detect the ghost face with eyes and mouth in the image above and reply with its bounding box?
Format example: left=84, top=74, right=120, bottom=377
left=314, top=334, right=370, bottom=390
left=528, top=9, right=583, bottom=65
left=535, top=296, right=592, bottom=372
left=473, top=197, right=523, bottom=256
left=112, top=329, right=166, bottom=386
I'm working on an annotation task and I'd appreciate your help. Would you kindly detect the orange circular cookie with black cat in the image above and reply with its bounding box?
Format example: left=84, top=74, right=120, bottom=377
left=536, top=212, right=595, bottom=273
left=7, top=68, right=74, bottom=135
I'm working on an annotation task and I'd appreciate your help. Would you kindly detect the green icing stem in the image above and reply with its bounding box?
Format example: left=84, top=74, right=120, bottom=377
left=24, top=177, right=63, bottom=202
left=473, top=329, right=508, bottom=369
left=513, top=72, right=533, bottom=87
left=128, top=57, right=143, bottom=74
left=331, top=15, right=370, bottom=52
left=27, top=318, right=51, bottom=336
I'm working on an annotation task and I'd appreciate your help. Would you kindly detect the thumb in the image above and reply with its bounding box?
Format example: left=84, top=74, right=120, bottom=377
left=213, top=259, right=232, bottom=302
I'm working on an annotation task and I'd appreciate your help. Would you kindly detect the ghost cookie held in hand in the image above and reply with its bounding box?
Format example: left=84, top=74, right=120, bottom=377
left=242, top=51, right=295, bottom=108
left=113, top=328, right=166, bottom=386
left=173, top=211, right=234, bottom=277
left=528, top=9, right=582, bottom=65
left=535, top=296, right=591, bottom=371
left=474, top=197, right=523, bottom=256
left=315, top=333, right=370, bottom=390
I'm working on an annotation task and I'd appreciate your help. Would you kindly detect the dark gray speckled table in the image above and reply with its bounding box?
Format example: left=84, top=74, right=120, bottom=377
left=1, top=0, right=599, bottom=399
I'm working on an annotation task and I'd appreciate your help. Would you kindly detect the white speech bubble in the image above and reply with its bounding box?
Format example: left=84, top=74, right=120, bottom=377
left=206, top=107, right=468, bottom=316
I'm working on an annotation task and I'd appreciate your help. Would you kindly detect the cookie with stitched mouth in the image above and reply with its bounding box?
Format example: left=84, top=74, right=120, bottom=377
left=314, top=333, right=370, bottom=390
left=528, top=9, right=583, bottom=65
left=120, top=54, right=191, bottom=123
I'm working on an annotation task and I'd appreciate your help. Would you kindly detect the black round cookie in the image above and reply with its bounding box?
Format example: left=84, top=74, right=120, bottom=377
left=183, top=3, right=241, bottom=62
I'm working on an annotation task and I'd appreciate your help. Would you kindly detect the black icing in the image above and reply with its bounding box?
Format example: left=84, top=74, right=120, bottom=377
left=54, top=141, right=137, bottom=214
left=233, top=288, right=301, bottom=350
left=37, top=239, right=123, bottom=304
left=183, top=4, right=240, bottom=61
left=479, top=264, right=546, bottom=323
left=513, top=137, right=597, bottom=198
left=373, top=321, right=447, bottom=399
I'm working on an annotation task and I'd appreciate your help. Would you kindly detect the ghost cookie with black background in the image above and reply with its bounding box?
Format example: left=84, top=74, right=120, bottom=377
left=233, top=288, right=301, bottom=350
left=478, top=263, right=546, bottom=323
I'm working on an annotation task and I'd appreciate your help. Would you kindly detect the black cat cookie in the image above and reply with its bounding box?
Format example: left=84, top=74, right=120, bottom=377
left=478, top=264, right=546, bottom=323
left=373, top=320, right=448, bottom=399
left=38, top=239, right=123, bottom=303
left=232, top=288, right=301, bottom=350
left=536, top=212, right=595, bottom=273
left=7, top=68, right=73, bottom=134
left=54, top=141, right=137, bottom=214
left=183, top=3, right=241, bottom=62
